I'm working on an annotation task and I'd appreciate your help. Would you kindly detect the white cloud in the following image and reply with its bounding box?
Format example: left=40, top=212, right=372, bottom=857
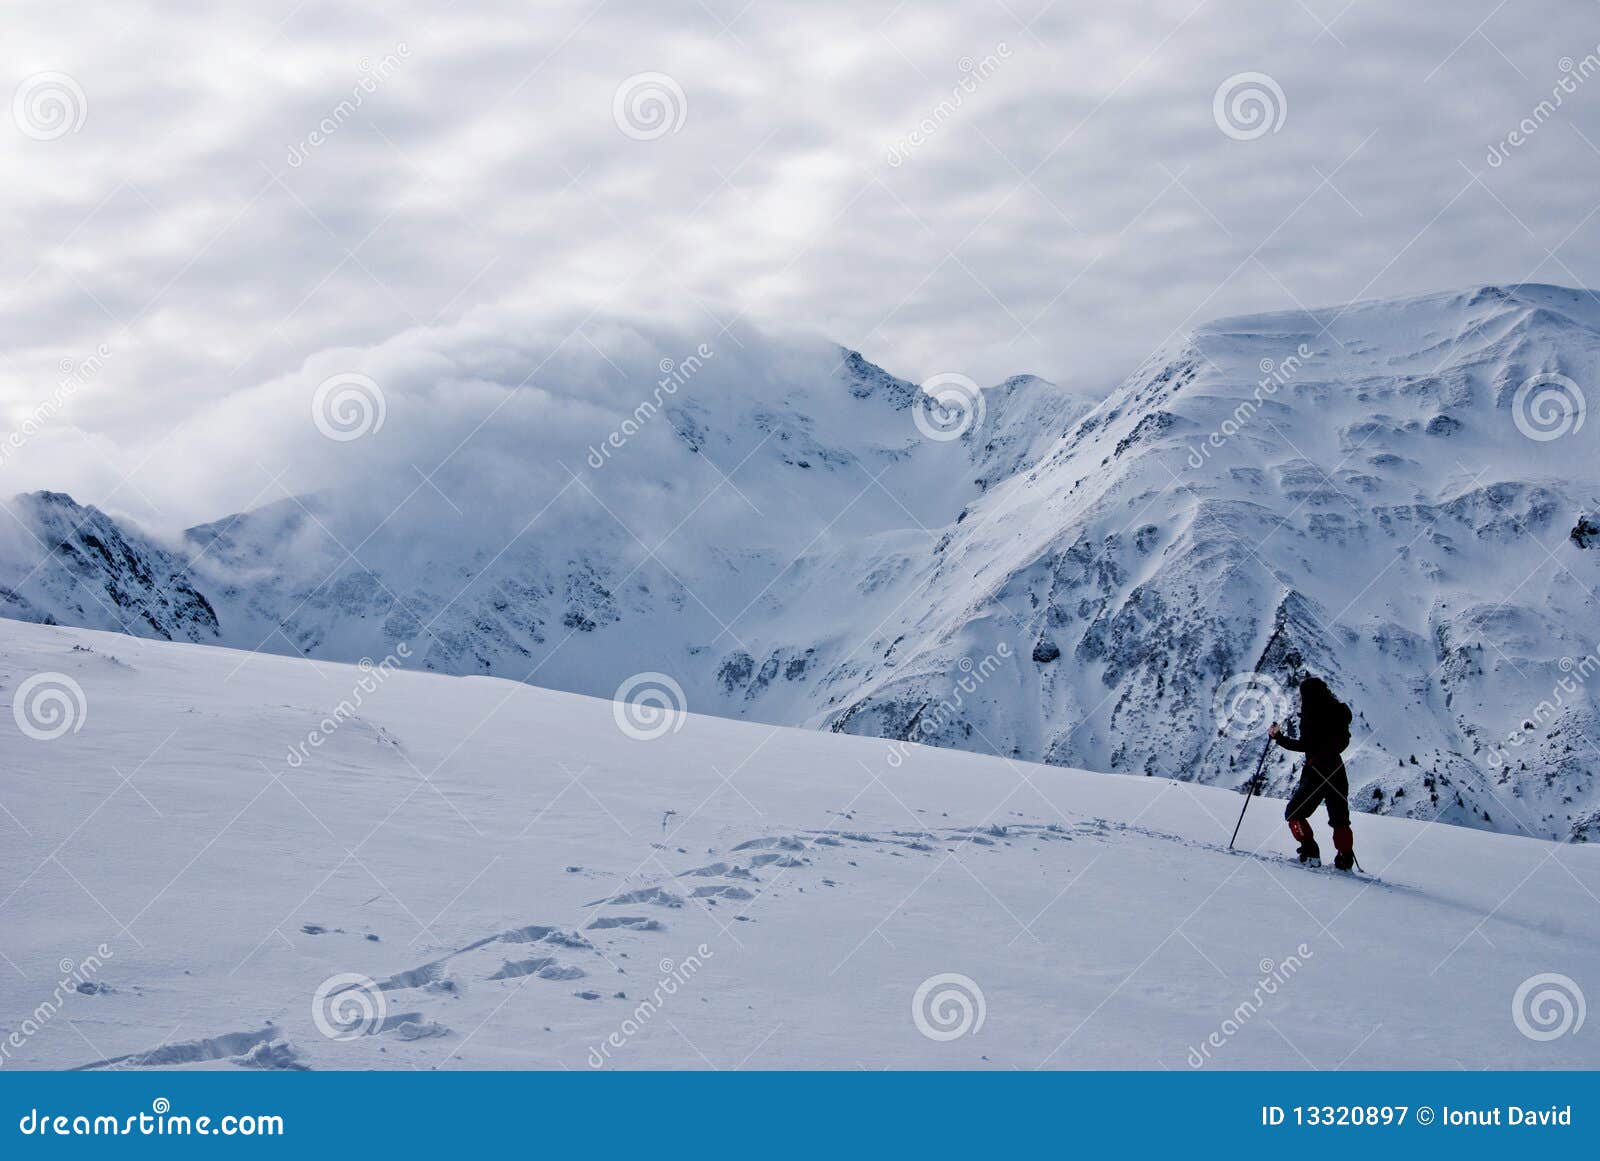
left=3, top=0, right=1598, bottom=529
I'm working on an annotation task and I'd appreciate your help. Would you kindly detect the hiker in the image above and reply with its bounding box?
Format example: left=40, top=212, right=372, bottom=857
left=1268, top=677, right=1356, bottom=870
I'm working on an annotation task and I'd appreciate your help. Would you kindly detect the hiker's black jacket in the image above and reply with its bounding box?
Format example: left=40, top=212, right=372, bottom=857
left=1272, top=699, right=1352, bottom=758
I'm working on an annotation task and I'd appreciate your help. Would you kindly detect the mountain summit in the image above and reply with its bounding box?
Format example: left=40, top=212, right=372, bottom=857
left=5, top=285, right=1599, bottom=840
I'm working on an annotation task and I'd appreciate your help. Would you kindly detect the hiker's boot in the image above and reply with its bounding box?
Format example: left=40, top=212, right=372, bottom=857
left=1288, top=818, right=1321, bottom=867
left=1332, top=826, right=1356, bottom=872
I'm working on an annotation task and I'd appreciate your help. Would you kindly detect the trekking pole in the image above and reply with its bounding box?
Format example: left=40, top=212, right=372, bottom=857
left=1228, top=737, right=1274, bottom=850
left=1226, top=616, right=1285, bottom=851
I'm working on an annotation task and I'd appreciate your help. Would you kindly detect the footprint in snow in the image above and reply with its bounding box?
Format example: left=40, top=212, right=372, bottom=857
left=679, top=862, right=731, bottom=877
left=236, top=1039, right=307, bottom=1070
left=541, top=931, right=594, bottom=949
left=392, top=1020, right=450, bottom=1041
left=489, top=956, right=586, bottom=982
left=537, top=964, right=585, bottom=981
left=589, top=886, right=685, bottom=908
left=748, top=852, right=804, bottom=868
left=587, top=915, right=664, bottom=931
left=488, top=956, right=555, bottom=980
left=731, top=836, right=806, bottom=852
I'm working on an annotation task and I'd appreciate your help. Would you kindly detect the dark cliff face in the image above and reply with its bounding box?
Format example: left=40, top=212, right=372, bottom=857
left=7, top=491, right=220, bottom=643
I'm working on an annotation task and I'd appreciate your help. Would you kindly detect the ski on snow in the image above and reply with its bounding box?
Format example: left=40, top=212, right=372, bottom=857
left=1226, top=846, right=1378, bottom=882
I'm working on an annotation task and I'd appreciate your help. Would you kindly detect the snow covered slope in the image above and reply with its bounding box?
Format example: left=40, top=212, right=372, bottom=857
left=832, top=283, right=1600, bottom=843
left=3, top=284, right=1599, bottom=841
left=1, top=620, right=1595, bottom=1070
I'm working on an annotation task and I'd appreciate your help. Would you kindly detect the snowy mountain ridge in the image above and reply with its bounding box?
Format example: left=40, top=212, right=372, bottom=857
left=4, top=283, right=1600, bottom=841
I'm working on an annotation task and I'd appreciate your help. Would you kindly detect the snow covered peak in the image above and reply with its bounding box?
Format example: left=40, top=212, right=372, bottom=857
left=3, top=287, right=1598, bottom=840
left=0, top=491, right=219, bottom=643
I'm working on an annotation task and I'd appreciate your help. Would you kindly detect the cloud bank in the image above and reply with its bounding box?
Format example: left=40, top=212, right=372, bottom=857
left=3, top=0, right=1599, bottom=529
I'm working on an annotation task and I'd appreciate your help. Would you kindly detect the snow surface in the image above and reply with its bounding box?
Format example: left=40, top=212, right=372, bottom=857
left=2, top=619, right=1596, bottom=1070
left=4, top=285, right=1600, bottom=841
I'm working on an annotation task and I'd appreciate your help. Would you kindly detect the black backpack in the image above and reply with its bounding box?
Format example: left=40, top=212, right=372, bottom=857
left=1330, top=699, right=1352, bottom=754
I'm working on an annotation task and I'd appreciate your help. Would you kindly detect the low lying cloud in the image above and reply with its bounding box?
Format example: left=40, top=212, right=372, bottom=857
left=5, top=309, right=859, bottom=544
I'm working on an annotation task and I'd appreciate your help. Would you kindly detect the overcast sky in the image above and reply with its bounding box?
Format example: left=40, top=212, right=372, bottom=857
left=4, top=0, right=1600, bottom=526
